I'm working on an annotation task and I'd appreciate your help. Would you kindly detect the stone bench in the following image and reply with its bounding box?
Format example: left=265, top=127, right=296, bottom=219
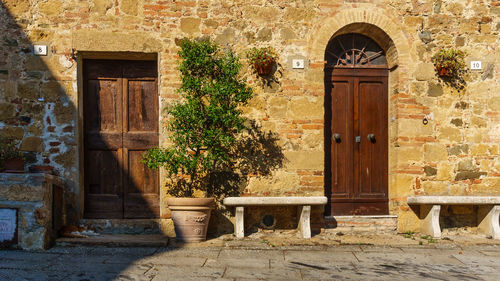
left=223, top=196, right=327, bottom=239
left=407, top=196, right=500, bottom=239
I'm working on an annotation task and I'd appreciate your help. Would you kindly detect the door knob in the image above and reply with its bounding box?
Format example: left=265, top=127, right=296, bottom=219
left=367, top=134, right=376, bottom=143
left=333, top=133, right=341, bottom=143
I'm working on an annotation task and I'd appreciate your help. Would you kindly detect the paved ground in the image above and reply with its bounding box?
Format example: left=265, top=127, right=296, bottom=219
left=1, top=242, right=500, bottom=281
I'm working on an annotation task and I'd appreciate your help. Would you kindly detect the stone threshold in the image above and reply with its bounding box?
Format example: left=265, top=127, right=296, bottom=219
left=323, top=215, right=398, bottom=234
left=56, top=234, right=169, bottom=247
left=80, top=218, right=169, bottom=235
left=325, top=215, right=398, bottom=219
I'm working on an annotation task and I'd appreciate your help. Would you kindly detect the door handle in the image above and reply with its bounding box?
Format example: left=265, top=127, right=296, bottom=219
left=367, top=134, right=376, bottom=143
left=333, top=133, right=341, bottom=143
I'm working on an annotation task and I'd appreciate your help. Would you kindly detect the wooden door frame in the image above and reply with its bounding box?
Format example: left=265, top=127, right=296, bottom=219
left=76, top=52, right=158, bottom=220
left=324, top=67, right=389, bottom=216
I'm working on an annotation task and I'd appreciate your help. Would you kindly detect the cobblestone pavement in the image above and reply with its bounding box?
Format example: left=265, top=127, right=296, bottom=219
left=1, top=243, right=500, bottom=281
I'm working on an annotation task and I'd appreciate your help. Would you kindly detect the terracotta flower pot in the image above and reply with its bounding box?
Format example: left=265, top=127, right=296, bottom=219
left=167, top=197, right=215, bottom=242
left=4, top=158, right=25, bottom=173
left=253, top=60, right=274, bottom=76
left=29, top=165, right=54, bottom=174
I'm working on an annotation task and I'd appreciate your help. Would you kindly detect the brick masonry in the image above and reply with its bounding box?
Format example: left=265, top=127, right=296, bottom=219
left=0, top=0, right=499, bottom=235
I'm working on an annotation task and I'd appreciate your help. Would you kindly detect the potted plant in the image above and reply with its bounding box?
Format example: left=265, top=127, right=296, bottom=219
left=246, top=46, right=278, bottom=76
left=143, top=38, right=253, bottom=242
left=0, top=137, right=25, bottom=173
left=431, top=48, right=465, bottom=78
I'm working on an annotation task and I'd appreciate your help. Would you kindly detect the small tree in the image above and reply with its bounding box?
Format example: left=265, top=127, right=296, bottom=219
left=143, top=39, right=253, bottom=198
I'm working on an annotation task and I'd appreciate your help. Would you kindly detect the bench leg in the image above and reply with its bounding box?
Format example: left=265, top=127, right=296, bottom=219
left=235, top=206, right=244, bottom=238
left=298, top=205, right=311, bottom=239
left=420, top=205, right=441, bottom=238
left=478, top=205, right=500, bottom=239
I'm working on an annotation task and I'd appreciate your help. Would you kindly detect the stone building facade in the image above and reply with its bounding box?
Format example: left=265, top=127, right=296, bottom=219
left=1, top=0, right=499, bottom=238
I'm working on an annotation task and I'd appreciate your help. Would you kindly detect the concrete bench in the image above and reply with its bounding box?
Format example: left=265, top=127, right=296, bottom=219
left=407, top=196, right=500, bottom=239
left=223, top=196, right=327, bottom=239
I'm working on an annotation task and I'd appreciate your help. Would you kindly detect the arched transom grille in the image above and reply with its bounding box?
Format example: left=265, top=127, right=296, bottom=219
left=325, top=33, right=387, bottom=68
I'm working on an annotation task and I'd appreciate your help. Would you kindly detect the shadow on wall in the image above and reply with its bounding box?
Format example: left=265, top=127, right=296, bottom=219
left=168, top=120, right=286, bottom=199
left=0, top=1, right=162, bottom=253
left=170, top=120, right=287, bottom=236
left=0, top=1, right=285, bottom=279
left=0, top=0, right=287, bottom=242
left=0, top=1, right=82, bottom=224
left=323, top=66, right=333, bottom=216
left=213, top=120, right=286, bottom=236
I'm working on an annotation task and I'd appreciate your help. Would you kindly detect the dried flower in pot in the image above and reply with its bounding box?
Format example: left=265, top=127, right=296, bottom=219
left=431, top=48, right=465, bottom=78
left=246, top=47, right=278, bottom=76
left=0, top=137, right=25, bottom=173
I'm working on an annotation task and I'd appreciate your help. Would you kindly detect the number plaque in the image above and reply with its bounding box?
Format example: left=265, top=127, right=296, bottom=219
left=470, top=61, right=482, bottom=70
left=33, top=45, right=48, bottom=56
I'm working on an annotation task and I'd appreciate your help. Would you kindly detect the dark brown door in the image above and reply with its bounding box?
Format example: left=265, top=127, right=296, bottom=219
left=84, top=60, right=159, bottom=219
left=326, top=68, right=388, bottom=215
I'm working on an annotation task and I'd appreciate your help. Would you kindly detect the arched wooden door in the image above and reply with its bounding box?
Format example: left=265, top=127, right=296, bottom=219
left=324, top=34, right=389, bottom=216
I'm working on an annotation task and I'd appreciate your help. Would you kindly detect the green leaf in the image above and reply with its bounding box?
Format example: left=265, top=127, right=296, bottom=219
left=142, top=38, right=253, bottom=197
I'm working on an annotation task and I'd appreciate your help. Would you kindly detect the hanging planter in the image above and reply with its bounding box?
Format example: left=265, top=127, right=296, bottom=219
left=436, top=66, right=451, bottom=77
left=4, top=158, right=25, bottom=173
left=253, top=60, right=274, bottom=76
left=0, top=137, right=25, bottom=173
left=431, top=48, right=465, bottom=78
left=246, top=47, right=278, bottom=76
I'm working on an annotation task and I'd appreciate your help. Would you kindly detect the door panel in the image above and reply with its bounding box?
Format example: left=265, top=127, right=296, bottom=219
left=330, top=79, right=353, bottom=198
left=84, top=62, right=124, bottom=219
left=84, top=60, right=159, bottom=219
left=124, top=150, right=160, bottom=218
left=85, top=79, right=121, bottom=133
left=84, top=150, right=122, bottom=219
left=122, top=75, right=159, bottom=218
left=327, top=69, right=388, bottom=216
left=127, top=79, right=158, bottom=132
left=357, top=79, right=387, bottom=199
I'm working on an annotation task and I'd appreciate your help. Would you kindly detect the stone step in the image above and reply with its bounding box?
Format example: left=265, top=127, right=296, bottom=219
left=56, top=234, right=169, bottom=247
left=80, top=219, right=169, bottom=235
left=323, top=215, right=398, bottom=234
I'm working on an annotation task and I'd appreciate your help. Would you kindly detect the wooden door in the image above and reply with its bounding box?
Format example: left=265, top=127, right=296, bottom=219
left=326, top=68, right=388, bottom=216
left=84, top=60, right=159, bottom=219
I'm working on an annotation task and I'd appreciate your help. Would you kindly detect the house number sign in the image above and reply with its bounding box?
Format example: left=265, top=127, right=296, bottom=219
left=33, top=45, right=48, bottom=56
left=470, top=61, right=482, bottom=70
left=0, top=208, right=17, bottom=245
left=292, top=59, right=305, bottom=69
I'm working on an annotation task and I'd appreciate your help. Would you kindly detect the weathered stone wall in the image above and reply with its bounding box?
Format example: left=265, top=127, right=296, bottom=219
left=1, top=0, right=499, bottom=234
left=0, top=173, right=64, bottom=250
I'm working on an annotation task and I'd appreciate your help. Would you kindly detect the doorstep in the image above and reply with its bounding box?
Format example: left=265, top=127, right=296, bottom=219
left=56, top=234, right=169, bottom=247
left=80, top=219, right=169, bottom=235
left=324, top=215, right=398, bottom=234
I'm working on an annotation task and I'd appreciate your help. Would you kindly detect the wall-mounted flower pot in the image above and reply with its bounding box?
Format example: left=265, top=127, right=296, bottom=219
left=4, top=158, right=25, bottom=173
left=29, top=165, right=54, bottom=174
left=436, top=66, right=451, bottom=77
left=253, top=61, right=274, bottom=76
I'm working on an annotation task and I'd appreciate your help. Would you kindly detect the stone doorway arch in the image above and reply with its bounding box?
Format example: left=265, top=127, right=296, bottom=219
left=324, top=32, right=389, bottom=216
left=306, top=8, right=414, bottom=219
